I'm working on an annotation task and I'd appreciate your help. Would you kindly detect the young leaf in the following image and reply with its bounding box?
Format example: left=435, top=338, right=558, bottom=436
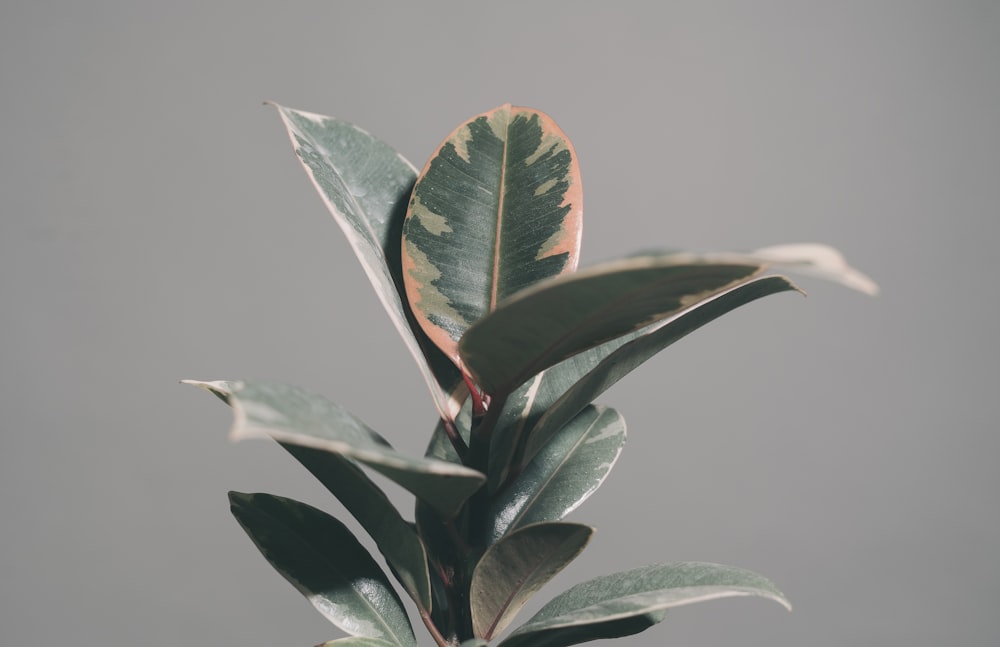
left=280, top=445, right=432, bottom=612
left=272, top=104, right=466, bottom=422
left=471, top=522, right=594, bottom=640
left=184, top=380, right=484, bottom=518
left=229, top=492, right=417, bottom=647
left=459, top=254, right=765, bottom=396
left=402, top=104, right=583, bottom=369
left=489, top=406, right=625, bottom=542
left=499, top=562, right=790, bottom=647
left=518, top=275, right=800, bottom=470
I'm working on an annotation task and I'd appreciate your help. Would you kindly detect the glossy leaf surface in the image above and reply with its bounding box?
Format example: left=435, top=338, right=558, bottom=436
left=281, top=445, right=431, bottom=611
left=273, top=104, right=465, bottom=421
left=489, top=406, right=625, bottom=542
left=471, top=522, right=594, bottom=640
left=402, top=104, right=582, bottom=367
left=459, top=255, right=764, bottom=396
left=500, top=562, right=790, bottom=647
left=318, top=639, right=398, bottom=647
left=229, top=492, right=416, bottom=647
left=184, top=380, right=484, bottom=518
left=519, top=275, right=799, bottom=468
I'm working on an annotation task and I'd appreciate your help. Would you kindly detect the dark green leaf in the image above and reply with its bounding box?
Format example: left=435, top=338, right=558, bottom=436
left=272, top=104, right=466, bottom=422
left=402, top=104, right=583, bottom=369
left=471, top=522, right=594, bottom=640
left=184, top=380, right=484, bottom=518
left=459, top=254, right=765, bottom=396
left=229, top=492, right=416, bottom=647
left=500, top=562, right=790, bottom=647
left=489, top=406, right=625, bottom=542
left=519, top=275, right=800, bottom=469
left=281, top=445, right=432, bottom=611
left=496, top=612, right=665, bottom=647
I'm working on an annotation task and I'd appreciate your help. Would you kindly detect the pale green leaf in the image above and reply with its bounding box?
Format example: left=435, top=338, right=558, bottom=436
left=272, top=104, right=466, bottom=422
left=471, top=522, right=594, bottom=640
left=489, top=406, right=625, bottom=542
left=318, top=638, right=398, bottom=647
left=500, top=562, right=790, bottom=647
left=184, top=380, right=484, bottom=518
left=281, top=446, right=432, bottom=612
left=402, top=104, right=583, bottom=368
left=460, top=254, right=765, bottom=396
left=229, top=492, right=416, bottom=647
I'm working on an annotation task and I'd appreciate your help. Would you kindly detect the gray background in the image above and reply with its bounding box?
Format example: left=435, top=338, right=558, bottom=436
left=2, top=1, right=998, bottom=645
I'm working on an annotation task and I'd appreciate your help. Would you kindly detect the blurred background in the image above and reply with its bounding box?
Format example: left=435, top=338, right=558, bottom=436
left=2, top=2, right=997, bottom=645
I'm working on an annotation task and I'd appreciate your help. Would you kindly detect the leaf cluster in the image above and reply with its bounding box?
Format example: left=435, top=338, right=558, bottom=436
left=187, top=104, right=874, bottom=646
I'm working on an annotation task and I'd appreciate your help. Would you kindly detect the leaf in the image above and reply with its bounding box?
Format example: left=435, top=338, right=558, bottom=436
left=459, top=641, right=488, bottom=647
left=518, top=275, right=800, bottom=470
left=318, top=639, right=399, bottom=647
left=184, top=380, right=484, bottom=518
left=281, top=445, right=432, bottom=612
left=229, top=492, right=416, bottom=647
left=459, top=254, right=765, bottom=396
left=489, top=406, right=625, bottom=542
left=499, top=562, right=790, bottom=647
left=471, top=522, right=594, bottom=640
left=402, top=104, right=583, bottom=368
left=746, top=243, right=878, bottom=295
left=271, top=104, right=466, bottom=422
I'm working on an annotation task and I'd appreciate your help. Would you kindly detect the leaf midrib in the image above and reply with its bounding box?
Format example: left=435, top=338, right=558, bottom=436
left=490, top=107, right=512, bottom=312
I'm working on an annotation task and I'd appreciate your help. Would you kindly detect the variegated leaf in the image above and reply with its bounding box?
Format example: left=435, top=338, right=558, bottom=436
left=471, top=522, right=594, bottom=640
left=459, top=254, right=765, bottom=397
left=272, top=104, right=466, bottom=422
left=518, top=275, right=800, bottom=472
left=499, top=562, right=790, bottom=647
left=184, top=380, right=484, bottom=518
left=402, top=104, right=583, bottom=370
left=489, top=406, right=625, bottom=542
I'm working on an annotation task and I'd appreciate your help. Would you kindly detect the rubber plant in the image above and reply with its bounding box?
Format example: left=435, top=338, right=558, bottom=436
left=186, top=104, right=876, bottom=647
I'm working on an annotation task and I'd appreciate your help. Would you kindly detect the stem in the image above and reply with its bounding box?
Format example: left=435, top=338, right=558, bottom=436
left=441, top=416, right=469, bottom=461
left=420, top=607, right=453, bottom=647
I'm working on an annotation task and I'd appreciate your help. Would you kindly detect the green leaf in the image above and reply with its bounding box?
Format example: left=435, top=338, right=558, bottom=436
left=229, top=492, right=417, bottom=647
left=272, top=104, right=466, bottom=422
left=318, top=639, right=399, bottom=647
left=280, top=445, right=432, bottom=612
left=489, top=406, right=625, bottom=542
left=500, top=562, right=790, bottom=647
left=471, top=522, right=594, bottom=640
left=184, top=380, right=484, bottom=518
left=518, top=275, right=800, bottom=470
left=459, top=641, right=488, bottom=647
left=459, top=254, right=765, bottom=397
left=402, top=104, right=583, bottom=369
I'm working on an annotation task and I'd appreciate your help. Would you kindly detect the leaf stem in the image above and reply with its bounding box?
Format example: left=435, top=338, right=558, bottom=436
left=420, top=607, right=453, bottom=647
left=441, top=417, right=469, bottom=461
